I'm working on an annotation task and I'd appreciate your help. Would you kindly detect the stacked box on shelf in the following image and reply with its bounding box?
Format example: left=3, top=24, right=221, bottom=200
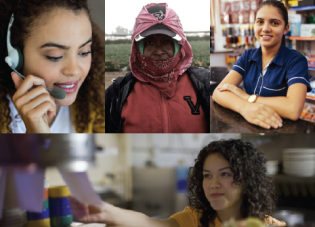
left=298, top=0, right=315, bottom=7
left=301, top=24, right=315, bottom=37
left=48, top=186, right=73, bottom=227
left=306, top=77, right=315, bottom=100
left=301, top=103, right=315, bottom=122
left=306, top=55, right=315, bottom=68
left=210, top=26, right=215, bottom=51
left=289, top=14, right=302, bottom=37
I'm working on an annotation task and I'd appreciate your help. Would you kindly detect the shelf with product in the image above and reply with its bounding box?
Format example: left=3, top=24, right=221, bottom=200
left=287, top=3, right=315, bottom=103
left=210, top=0, right=263, bottom=71
left=221, top=24, right=258, bottom=51
left=210, top=26, right=215, bottom=52
left=223, top=43, right=256, bottom=49
left=290, top=5, right=315, bottom=11
left=290, top=36, right=315, bottom=41
left=212, top=0, right=264, bottom=51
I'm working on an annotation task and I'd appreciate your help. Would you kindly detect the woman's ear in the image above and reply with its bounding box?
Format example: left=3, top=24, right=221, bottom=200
left=284, top=23, right=290, bottom=35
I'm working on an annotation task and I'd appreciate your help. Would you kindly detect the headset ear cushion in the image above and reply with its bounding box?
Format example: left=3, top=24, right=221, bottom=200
left=14, top=47, right=24, bottom=71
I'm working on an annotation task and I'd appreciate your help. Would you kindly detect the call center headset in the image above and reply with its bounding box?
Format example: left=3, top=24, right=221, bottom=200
left=5, top=14, right=23, bottom=72
left=4, top=11, right=66, bottom=99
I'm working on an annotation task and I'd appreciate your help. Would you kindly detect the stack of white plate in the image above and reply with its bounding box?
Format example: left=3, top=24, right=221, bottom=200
left=283, top=148, right=315, bottom=177
left=0, top=209, right=27, bottom=227
left=273, top=210, right=304, bottom=226
left=266, top=160, right=279, bottom=175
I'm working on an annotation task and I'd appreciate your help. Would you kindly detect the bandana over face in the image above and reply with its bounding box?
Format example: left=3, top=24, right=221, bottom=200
left=130, top=3, right=194, bottom=98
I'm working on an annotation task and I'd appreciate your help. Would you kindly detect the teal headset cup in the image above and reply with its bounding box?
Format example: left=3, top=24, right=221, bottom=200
left=137, top=38, right=180, bottom=56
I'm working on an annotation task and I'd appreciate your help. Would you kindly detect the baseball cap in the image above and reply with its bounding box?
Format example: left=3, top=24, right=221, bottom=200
left=135, top=5, right=182, bottom=42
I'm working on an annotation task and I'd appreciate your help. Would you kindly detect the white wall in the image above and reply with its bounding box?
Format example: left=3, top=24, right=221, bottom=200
left=210, top=53, right=227, bottom=67
left=131, top=134, right=241, bottom=168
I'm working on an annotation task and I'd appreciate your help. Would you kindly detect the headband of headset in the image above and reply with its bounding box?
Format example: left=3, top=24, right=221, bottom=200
left=5, top=2, right=24, bottom=71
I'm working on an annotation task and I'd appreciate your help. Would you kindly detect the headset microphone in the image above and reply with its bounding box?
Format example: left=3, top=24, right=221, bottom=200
left=5, top=14, right=66, bottom=100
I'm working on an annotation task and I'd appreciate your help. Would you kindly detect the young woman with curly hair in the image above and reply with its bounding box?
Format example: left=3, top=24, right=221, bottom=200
left=68, top=139, right=285, bottom=227
left=0, top=0, right=105, bottom=133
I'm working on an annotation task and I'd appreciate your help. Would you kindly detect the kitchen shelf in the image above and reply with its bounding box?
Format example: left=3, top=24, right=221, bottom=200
left=290, top=36, right=315, bottom=41
left=290, top=5, right=315, bottom=11
left=274, top=174, right=315, bottom=183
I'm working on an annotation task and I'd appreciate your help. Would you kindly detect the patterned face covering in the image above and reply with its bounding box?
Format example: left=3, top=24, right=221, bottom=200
left=130, top=3, right=194, bottom=98
left=132, top=48, right=182, bottom=98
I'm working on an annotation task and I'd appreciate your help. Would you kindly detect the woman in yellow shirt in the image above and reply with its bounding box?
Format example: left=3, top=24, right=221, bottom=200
left=69, top=139, right=285, bottom=227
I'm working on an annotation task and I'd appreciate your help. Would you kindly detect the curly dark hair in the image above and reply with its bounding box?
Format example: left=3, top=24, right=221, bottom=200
left=0, top=0, right=105, bottom=133
left=187, top=139, right=276, bottom=227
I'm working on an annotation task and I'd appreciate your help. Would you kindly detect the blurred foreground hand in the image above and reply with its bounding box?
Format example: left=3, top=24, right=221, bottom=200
left=223, top=217, right=285, bottom=227
left=68, top=196, right=116, bottom=225
left=0, top=164, right=37, bottom=173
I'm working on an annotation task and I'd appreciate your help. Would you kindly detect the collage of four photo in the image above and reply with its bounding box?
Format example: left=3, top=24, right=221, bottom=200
left=0, top=0, right=315, bottom=226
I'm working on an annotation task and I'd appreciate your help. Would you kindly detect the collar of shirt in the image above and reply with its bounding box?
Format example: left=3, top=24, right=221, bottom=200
left=213, top=217, right=222, bottom=227
left=248, top=43, right=288, bottom=67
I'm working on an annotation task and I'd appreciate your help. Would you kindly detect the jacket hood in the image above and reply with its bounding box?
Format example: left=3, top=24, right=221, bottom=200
left=130, top=3, right=193, bottom=82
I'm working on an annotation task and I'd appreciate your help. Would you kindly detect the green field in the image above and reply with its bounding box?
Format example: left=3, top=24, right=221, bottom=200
left=105, top=41, right=210, bottom=71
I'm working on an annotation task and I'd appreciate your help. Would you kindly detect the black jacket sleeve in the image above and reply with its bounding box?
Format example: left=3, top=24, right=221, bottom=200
left=187, top=67, right=210, bottom=132
left=105, top=84, right=113, bottom=133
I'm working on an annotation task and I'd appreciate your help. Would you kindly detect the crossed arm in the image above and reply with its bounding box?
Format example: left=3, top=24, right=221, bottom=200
left=212, top=70, right=307, bottom=129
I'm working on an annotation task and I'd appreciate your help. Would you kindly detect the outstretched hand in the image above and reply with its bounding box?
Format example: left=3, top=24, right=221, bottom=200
left=0, top=164, right=37, bottom=173
left=69, top=196, right=116, bottom=225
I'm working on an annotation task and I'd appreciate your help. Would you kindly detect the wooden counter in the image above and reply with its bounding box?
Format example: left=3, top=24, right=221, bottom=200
left=210, top=96, right=315, bottom=133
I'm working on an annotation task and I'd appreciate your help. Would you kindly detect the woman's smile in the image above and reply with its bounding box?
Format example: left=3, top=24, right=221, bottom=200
left=210, top=193, right=224, bottom=199
left=54, top=80, right=79, bottom=94
left=261, top=35, right=273, bottom=41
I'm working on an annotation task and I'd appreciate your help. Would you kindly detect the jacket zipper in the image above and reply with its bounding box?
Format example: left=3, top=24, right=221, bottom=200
left=160, top=92, right=169, bottom=133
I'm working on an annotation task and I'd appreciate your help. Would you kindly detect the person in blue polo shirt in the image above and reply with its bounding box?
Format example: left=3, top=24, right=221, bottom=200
left=212, top=0, right=312, bottom=130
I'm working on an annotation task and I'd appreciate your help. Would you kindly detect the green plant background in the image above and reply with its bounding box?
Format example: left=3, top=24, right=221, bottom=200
left=105, top=40, right=210, bottom=72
